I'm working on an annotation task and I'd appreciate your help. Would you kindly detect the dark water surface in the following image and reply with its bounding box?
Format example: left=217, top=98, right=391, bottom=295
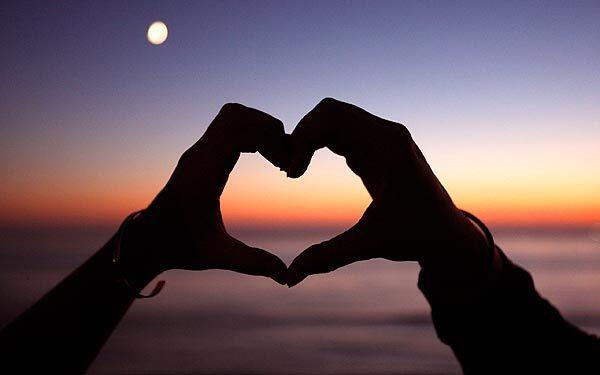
left=1, top=227, right=599, bottom=374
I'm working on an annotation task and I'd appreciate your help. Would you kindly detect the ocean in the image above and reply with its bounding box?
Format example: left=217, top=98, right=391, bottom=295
left=1, top=226, right=599, bottom=374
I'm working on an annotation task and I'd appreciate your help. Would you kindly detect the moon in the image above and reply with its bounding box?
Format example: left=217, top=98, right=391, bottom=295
left=147, top=21, right=168, bottom=45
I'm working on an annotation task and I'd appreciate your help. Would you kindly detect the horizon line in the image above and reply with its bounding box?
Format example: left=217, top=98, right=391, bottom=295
left=1, top=220, right=598, bottom=237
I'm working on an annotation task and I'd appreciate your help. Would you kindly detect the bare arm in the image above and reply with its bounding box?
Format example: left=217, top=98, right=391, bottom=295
left=0, top=103, right=289, bottom=372
left=284, top=97, right=600, bottom=373
left=0, top=234, right=140, bottom=372
left=419, top=246, right=600, bottom=374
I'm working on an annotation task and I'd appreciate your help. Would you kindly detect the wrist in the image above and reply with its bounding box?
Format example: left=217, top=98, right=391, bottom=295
left=420, top=210, right=500, bottom=282
left=119, top=210, right=168, bottom=289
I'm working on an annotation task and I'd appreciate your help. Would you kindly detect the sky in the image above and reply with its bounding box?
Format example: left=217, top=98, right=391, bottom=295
left=1, top=1, right=599, bottom=229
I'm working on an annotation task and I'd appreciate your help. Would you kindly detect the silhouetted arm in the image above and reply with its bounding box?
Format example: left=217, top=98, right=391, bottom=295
left=419, top=245, right=600, bottom=374
left=284, top=98, right=600, bottom=373
left=0, top=228, right=153, bottom=373
left=0, top=103, right=288, bottom=372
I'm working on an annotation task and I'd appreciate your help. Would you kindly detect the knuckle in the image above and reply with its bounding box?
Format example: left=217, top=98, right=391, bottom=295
left=269, top=117, right=284, bottom=131
left=303, top=97, right=340, bottom=125
left=395, top=123, right=412, bottom=140
left=221, top=102, right=243, bottom=112
left=177, top=149, right=194, bottom=167
left=316, top=97, right=340, bottom=114
left=218, top=102, right=244, bottom=119
left=214, top=103, right=246, bottom=133
left=318, top=97, right=338, bottom=107
left=389, top=123, right=412, bottom=146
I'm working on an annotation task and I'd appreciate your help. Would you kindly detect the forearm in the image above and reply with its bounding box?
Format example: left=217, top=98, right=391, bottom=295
left=0, top=229, right=146, bottom=372
left=419, top=245, right=600, bottom=374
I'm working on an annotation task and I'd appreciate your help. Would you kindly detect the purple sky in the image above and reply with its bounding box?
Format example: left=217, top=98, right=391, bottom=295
left=2, top=1, right=599, bottom=227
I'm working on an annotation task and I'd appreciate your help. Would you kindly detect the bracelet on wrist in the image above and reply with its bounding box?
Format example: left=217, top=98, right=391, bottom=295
left=459, top=209, right=502, bottom=277
left=113, top=210, right=166, bottom=299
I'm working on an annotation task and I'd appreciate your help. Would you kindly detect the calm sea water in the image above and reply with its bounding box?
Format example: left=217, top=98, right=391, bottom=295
left=1, top=227, right=599, bottom=374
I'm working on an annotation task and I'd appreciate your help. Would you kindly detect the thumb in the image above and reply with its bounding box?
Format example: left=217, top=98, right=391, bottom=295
left=205, top=236, right=288, bottom=285
left=286, top=219, right=374, bottom=287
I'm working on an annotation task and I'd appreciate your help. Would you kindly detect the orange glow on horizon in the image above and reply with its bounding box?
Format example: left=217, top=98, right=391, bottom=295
left=1, top=149, right=598, bottom=230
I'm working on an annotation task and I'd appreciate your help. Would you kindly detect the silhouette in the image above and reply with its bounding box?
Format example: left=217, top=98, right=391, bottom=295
left=0, top=99, right=598, bottom=373
left=285, top=98, right=600, bottom=374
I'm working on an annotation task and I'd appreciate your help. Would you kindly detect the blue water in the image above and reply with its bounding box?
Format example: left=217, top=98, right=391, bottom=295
left=1, top=227, right=599, bottom=374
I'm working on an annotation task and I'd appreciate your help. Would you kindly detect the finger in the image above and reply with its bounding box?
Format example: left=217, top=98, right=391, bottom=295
left=287, top=98, right=401, bottom=180
left=286, top=215, right=375, bottom=287
left=180, top=103, right=289, bottom=195
left=206, top=102, right=288, bottom=168
left=205, top=236, right=288, bottom=285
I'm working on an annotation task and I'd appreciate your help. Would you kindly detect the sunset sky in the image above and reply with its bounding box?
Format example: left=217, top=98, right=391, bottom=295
left=2, top=1, right=599, bottom=229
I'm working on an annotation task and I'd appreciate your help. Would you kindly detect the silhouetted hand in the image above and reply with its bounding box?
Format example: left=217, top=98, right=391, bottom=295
left=285, top=98, right=489, bottom=286
left=124, top=103, right=289, bottom=286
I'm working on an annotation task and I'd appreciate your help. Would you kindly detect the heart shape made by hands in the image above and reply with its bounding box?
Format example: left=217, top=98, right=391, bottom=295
left=218, top=98, right=483, bottom=287
left=136, top=98, right=486, bottom=291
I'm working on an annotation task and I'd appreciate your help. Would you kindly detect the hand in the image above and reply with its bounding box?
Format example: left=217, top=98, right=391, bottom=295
left=285, top=98, right=489, bottom=287
left=123, top=103, right=289, bottom=286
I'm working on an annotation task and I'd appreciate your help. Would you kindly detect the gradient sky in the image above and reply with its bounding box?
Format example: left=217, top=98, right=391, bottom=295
left=2, top=1, right=599, bottom=229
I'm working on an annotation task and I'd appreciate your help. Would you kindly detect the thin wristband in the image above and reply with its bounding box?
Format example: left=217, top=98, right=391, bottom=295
left=459, top=209, right=498, bottom=272
left=113, top=210, right=166, bottom=299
